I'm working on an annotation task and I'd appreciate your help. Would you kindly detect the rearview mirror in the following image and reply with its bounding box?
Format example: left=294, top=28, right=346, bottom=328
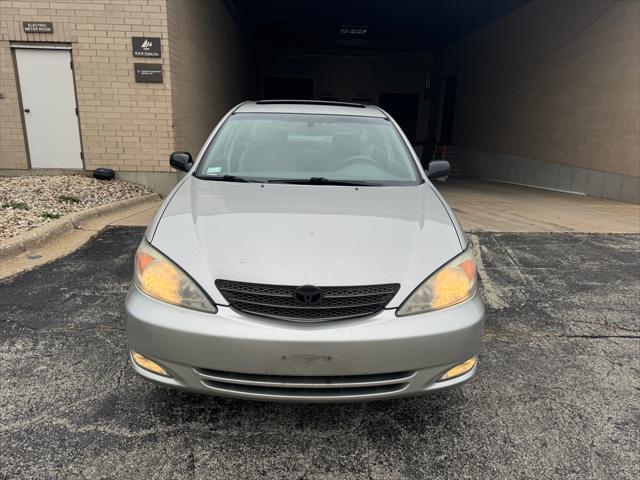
left=170, top=151, right=193, bottom=172
left=427, top=160, right=450, bottom=180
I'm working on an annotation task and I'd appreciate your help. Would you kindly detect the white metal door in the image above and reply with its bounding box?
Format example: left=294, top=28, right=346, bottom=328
left=15, top=48, right=83, bottom=169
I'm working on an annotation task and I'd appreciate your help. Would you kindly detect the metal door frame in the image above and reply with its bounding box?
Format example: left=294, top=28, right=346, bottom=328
left=11, top=42, right=85, bottom=170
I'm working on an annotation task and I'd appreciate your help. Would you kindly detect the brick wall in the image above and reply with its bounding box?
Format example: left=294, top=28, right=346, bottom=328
left=0, top=37, right=27, bottom=169
left=166, top=0, right=248, bottom=157
left=435, top=0, right=640, bottom=181
left=0, top=0, right=174, bottom=172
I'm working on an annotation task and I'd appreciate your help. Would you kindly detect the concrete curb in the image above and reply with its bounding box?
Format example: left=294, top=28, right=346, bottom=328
left=0, top=193, right=160, bottom=260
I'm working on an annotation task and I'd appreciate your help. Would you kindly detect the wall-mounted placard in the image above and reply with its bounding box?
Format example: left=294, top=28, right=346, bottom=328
left=134, top=63, right=163, bottom=83
left=132, top=37, right=161, bottom=58
left=23, top=22, right=53, bottom=33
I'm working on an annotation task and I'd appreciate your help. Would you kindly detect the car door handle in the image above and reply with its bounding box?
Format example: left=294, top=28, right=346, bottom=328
left=23, top=108, right=30, bottom=113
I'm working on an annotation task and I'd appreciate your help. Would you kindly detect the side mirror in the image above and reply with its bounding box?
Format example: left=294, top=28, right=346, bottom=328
left=170, top=151, right=193, bottom=172
left=427, top=160, right=450, bottom=180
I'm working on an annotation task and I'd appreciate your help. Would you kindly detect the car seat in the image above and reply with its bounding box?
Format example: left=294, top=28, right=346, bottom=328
left=239, top=126, right=290, bottom=173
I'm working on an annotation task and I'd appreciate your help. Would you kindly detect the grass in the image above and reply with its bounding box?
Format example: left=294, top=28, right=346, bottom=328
left=39, top=212, right=61, bottom=220
left=58, top=195, right=81, bottom=204
left=2, top=201, right=29, bottom=210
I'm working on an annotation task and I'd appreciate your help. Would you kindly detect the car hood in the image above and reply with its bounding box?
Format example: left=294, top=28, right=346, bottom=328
left=150, top=178, right=463, bottom=308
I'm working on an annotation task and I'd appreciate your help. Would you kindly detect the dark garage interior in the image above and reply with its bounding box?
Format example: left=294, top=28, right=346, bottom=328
left=231, top=0, right=528, bottom=161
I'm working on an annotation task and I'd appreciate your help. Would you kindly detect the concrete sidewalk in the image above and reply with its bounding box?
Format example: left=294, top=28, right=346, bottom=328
left=2, top=179, right=638, bottom=280
left=117, top=180, right=639, bottom=234
left=0, top=199, right=161, bottom=280
left=93, top=179, right=640, bottom=235
left=438, top=180, right=640, bottom=233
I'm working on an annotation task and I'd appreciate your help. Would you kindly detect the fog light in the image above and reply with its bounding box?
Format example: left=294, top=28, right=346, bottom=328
left=131, top=351, right=170, bottom=377
left=438, top=356, right=477, bottom=381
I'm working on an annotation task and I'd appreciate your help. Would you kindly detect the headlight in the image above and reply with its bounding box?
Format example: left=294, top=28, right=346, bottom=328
left=396, top=248, right=477, bottom=316
left=134, top=240, right=217, bottom=313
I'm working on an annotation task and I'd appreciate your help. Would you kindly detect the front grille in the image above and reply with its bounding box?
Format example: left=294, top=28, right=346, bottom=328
left=193, top=367, right=415, bottom=399
left=215, top=280, right=400, bottom=322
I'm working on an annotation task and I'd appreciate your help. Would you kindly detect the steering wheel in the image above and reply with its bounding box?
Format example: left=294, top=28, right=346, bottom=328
left=338, top=155, right=380, bottom=170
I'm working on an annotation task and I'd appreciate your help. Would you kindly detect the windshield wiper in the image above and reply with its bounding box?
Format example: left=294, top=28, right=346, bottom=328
left=196, top=175, right=259, bottom=183
left=268, top=177, right=381, bottom=186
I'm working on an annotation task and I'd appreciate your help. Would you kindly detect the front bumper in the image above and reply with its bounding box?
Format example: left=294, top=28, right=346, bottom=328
left=125, top=287, right=484, bottom=402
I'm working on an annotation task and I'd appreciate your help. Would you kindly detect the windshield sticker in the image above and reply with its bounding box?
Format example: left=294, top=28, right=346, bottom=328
left=206, top=167, right=222, bottom=174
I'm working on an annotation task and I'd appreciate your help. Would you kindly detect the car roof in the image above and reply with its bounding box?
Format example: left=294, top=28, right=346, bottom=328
left=235, top=100, right=388, bottom=118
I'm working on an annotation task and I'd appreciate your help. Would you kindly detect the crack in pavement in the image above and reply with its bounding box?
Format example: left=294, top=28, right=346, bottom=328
left=116, top=357, right=130, bottom=388
left=559, top=334, right=640, bottom=339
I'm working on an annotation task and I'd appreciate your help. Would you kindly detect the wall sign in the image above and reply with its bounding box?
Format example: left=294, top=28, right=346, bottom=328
left=132, top=37, right=161, bottom=58
left=134, top=63, right=163, bottom=83
left=23, top=22, right=53, bottom=33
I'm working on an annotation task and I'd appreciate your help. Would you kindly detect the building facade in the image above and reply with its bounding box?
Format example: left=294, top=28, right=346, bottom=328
left=0, top=0, right=638, bottom=201
left=0, top=0, right=247, bottom=194
left=435, top=0, right=640, bottom=203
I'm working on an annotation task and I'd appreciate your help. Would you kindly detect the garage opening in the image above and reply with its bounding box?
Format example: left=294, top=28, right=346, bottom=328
left=226, top=0, right=526, bottom=168
left=166, top=0, right=638, bottom=202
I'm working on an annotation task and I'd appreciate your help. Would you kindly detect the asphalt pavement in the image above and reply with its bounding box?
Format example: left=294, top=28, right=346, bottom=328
left=1, top=227, right=638, bottom=479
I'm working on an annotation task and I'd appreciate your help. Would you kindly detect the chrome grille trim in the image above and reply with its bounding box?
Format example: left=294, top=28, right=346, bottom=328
left=193, top=368, right=416, bottom=388
left=193, top=368, right=414, bottom=399
left=199, top=381, right=410, bottom=399
left=215, top=280, right=400, bottom=322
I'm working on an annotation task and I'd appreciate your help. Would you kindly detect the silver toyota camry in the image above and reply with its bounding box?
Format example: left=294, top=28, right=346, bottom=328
left=125, top=100, right=484, bottom=402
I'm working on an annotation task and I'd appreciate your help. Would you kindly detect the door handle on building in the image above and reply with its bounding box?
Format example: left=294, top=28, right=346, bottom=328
left=24, top=108, right=30, bottom=113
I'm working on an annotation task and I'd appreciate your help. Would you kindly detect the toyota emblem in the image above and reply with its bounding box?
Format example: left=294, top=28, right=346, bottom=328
left=294, top=285, right=323, bottom=306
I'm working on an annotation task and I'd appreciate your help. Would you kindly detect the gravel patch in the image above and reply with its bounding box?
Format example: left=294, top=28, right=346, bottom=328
left=0, top=175, right=151, bottom=240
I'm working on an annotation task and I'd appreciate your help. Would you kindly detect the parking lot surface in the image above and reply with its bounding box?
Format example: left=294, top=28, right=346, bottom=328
left=438, top=180, right=640, bottom=233
left=1, top=226, right=638, bottom=479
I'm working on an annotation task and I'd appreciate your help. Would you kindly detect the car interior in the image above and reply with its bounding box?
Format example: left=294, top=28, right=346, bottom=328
left=201, top=114, right=418, bottom=182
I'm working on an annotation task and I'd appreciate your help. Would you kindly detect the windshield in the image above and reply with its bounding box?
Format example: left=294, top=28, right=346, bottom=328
left=196, top=113, right=421, bottom=185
